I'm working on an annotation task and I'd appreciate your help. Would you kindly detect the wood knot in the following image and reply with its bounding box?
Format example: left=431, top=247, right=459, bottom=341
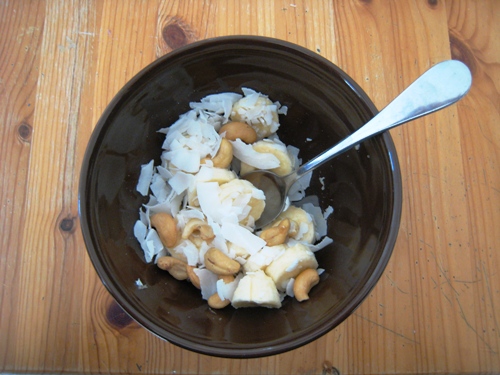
left=449, top=30, right=477, bottom=76
left=157, top=16, right=197, bottom=57
left=106, top=300, right=134, bottom=329
left=162, top=23, right=187, bottom=50
left=427, top=0, right=438, bottom=7
left=59, top=217, right=75, bottom=232
left=57, top=211, right=77, bottom=235
left=322, top=361, right=341, bottom=375
left=17, top=121, right=32, bottom=142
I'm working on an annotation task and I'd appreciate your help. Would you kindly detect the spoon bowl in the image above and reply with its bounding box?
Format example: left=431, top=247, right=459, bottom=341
left=246, top=60, right=472, bottom=229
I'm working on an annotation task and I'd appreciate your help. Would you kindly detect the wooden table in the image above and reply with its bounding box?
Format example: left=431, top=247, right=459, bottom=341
left=1, top=1, right=499, bottom=373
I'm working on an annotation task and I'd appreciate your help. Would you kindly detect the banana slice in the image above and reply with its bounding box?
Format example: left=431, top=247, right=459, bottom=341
left=240, top=139, right=294, bottom=177
left=218, top=179, right=265, bottom=226
left=231, top=270, right=282, bottom=309
left=231, top=91, right=280, bottom=139
left=188, top=166, right=237, bottom=206
left=265, top=242, right=318, bottom=291
left=265, top=205, right=316, bottom=244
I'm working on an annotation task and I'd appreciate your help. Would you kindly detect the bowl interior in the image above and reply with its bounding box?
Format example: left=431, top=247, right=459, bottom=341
left=79, top=36, right=401, bottom=358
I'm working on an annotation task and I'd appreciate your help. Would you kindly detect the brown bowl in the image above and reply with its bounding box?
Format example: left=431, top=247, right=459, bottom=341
left=79, top=36, right=402, bottom=358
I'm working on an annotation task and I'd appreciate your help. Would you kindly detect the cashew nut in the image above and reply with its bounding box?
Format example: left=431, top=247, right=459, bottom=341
left=208, top=292, right=231, bottom=309
left=260, top=218, right=290, bottom=246
left=201, top=138, right=233, bottom=169
left=218, top=274, right=235, bottom=284
left=186, top=265, right=201, bottom=289
left=219, top=121, right=258, bottom=144
left=181, top=218, right=215, bottom=243
left=293, top=268, right=320, bottom=302
left=150, top=213, right=179, bottom=248
left=157, top=256, right=189, bottom=281
left=204, top=247, right=241, bottom=276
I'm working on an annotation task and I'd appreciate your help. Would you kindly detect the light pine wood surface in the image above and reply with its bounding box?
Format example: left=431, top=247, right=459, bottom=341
left=1, top=1, right=499, bottom=374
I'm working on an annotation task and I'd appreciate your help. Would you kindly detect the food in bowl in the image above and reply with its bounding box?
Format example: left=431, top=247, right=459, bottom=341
left=133, top=88, right=333, bottom=309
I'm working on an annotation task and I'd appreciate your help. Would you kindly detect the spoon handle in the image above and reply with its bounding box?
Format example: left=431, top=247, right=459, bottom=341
left=296, top=60, right=472, bottom=178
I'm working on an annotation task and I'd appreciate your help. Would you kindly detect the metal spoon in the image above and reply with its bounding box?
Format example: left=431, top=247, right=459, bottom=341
left=244, top=60, right=472, bottom=229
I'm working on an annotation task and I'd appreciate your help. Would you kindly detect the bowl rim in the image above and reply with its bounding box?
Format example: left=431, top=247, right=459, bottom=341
left=78, top=35, right=403, bottom=358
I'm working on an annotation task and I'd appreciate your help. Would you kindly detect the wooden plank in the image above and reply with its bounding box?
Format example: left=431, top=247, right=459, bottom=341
left=7, top=0, right=102, bottom=371
left=446, top=0, right=500, bottom=371
left=0, top=0, right=46, bottom=370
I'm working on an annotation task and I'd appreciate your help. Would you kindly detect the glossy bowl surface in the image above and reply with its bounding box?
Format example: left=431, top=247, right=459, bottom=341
left=79, top=36, right=402, bottom=358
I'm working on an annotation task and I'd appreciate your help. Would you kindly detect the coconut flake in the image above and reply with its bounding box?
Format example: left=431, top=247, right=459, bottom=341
left=197, top=182, right=223, bottom=223
left=156, top=165, right=173, bottom=180
left=288, top=172, right=312, bottom=201
left=221, top=222, right=266, bottom=255
left=230, top=139, right=280, bottom=169
left=173, top=240, right=199, bottom=266
left=135, top=278, right=148, bottom=290
left=216, top=274, right=242, bottom=301
left=205, top=222, right=229, bottom=257
left=164, top=149, right=200, bottom=173
left=308, top=236, right=333, bottom=252
left=277, top=102, right=288, bottom=115
left=133, top=219, right=153, bottom=259
left=302, top=202, right=327, bottom=238
left=144, top=197, right=166, bottom=215
left=319, top=177, right=326, bottom=190
left=144, top=228, right=164, bottom=263
left=138, top=207, right=149, bottom=224
left=144, top=187, right=183, bottom=217
left=190, top=92, right=242, bottom=121
left=133, top=219, right=148, bottom=243
left=194, top=268, right=218, bottom=300
left=150, top=173, right=170, bottom=202
left=287, top=144, right=301, bottom=167
left=323, top=205, right=334, bottom=219
left=136, top=159, right=154, bottom=196
left=169, top=171, right=195, bottom=194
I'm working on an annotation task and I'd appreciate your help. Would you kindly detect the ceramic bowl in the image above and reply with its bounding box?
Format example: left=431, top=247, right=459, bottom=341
left=79, top=36, right=402, bottom=358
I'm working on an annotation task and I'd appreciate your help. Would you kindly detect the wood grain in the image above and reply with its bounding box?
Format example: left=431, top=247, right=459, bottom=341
left=0, top=0, right=499, bottom=373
